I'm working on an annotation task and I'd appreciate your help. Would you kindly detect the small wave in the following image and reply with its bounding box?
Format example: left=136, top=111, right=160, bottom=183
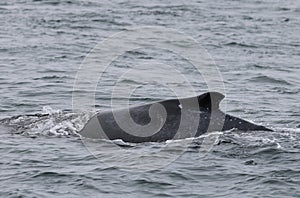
left=32, top=0, right=73, bottom=6
left=111, top=139, right=137, bottom=148
left=272, top=87, right=299, bottom=94
left=37, top=69, right=66, bottom=74
left=33, top=75, right=70, bottom=80
left=248, top=75, right=292, bottom=85
left=32, top=171, right=70, bottom=178
left=118, top=78, right=145, bottom=85
left=224, top=42, right=258, bottom=48
left=250, top=63, right=272, bottom=69
left=276, top=7, right=291, bottom=11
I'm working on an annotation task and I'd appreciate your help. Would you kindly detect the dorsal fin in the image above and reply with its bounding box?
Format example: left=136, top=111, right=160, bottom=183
left=159, top=92, right=225, bottom=111
left=197, top=92, right=225, bottom=110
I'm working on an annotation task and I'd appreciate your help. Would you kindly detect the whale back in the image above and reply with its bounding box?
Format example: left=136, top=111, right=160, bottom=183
left=79, top=91, right=272, bottom=142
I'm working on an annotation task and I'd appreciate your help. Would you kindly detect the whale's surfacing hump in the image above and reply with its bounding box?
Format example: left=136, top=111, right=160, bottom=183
left=79, top=92, right=272, bottom=143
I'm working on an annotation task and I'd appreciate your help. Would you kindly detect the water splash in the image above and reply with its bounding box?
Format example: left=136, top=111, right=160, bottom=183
left=0, top=106, right=94, bottom=137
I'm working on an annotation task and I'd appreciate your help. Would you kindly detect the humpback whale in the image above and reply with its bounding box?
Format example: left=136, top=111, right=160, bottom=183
left=79, top=92, right=271, bottom=143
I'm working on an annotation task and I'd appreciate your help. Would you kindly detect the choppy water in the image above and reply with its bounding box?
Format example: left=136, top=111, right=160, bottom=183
left=1, top=0, right=299, bottom=197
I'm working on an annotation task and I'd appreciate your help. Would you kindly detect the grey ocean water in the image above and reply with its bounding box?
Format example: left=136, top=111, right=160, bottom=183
left=0, top=0, right=300, bottom=197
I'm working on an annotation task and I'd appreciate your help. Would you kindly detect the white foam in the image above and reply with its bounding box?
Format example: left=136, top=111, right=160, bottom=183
left=5, top=107, right=94, bottom=137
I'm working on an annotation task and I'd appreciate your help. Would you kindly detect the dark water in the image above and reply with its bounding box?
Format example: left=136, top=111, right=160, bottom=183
left=1, top=0, right=299, bottom=197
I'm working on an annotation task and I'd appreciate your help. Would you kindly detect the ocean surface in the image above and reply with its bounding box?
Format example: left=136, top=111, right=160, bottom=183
left=0, top=0, right=299, bottom=197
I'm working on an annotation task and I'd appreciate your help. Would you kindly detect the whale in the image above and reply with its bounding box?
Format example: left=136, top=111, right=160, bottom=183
left=79, top=92, right=272, bottom=143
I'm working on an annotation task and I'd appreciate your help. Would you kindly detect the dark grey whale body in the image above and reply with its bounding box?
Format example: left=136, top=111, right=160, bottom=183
left=79, top=92, right=271, bottom=143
